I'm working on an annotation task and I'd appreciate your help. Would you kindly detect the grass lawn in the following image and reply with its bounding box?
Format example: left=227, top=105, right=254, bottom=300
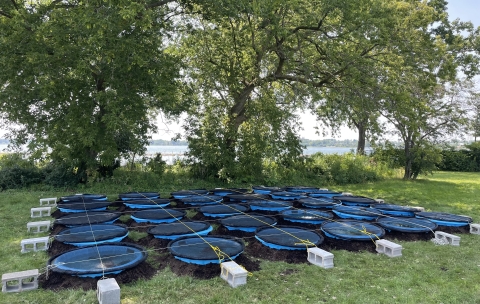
left=1, top=171, right=479, bottom=303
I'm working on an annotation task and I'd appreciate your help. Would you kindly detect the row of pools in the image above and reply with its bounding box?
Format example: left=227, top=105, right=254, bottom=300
left=47, top=187, right=473, bottom=278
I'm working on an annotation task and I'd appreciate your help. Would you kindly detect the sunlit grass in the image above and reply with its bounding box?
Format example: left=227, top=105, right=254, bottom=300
left=1, top=172, right=480, bottom=303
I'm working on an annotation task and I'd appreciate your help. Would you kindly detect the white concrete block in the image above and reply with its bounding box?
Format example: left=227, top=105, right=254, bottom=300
left=220, top=261, right=248, bottom=288
left=435, top=231, right=461, bottom=246
left=97, top=278, right=120, bottom=304
left=307, top=248, right=334, bottom=269
left=21, top=237, right=50, bottom=253
left=2, top=269, right=39, bottom=293
left=39, top=198, right=57, bottom=207
left=30, top=207, right=51, bottom=218
left=410, top=206, right=425, bottom=212
left=376, top=239, right=402, bottom=257
left=341, top=192, right=353, bottom=196
left=27, top=221, right=51, bottom=233
left=374, top=199, right=385, bottom=204
left=470, top=223, right=480, bottom=235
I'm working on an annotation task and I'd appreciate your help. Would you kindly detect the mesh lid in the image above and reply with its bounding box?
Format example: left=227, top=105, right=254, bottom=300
left=270, top=191, right=304, bottom=197
left=123, top=198, right=171, bottom=206
left=132, top=209, right=186, bottom=220
left=333, top=196, right=377, bottom=204
left=168, top=236, right=244, bottom=260
left=374, top=204, right=419, bottom=212
left=255, top=226, right=324, bottom=248
left=55, top=224, right=128, bottom=243
left=376, top=217, right=437, bottom=233
left=199, top=204, right=249, bottom=214
left=119, top=192, right=160, bottom=200
left=60, top=194, right=107, bottom=202
left=148, top=221, right=211, bottom=236
left=179, top=195, right=222, bottom=203
left=333, top=205, right=383, bottom=217
left=55, top=211, right=121, bottom=226
left=281, top=209, right=333, bottom=221
left=57, top=200, right=111, bottom=211
left=171, top=189, right=209, bottom=197
left=219, top=214, right=277, bottom=228
left=226, top=194, right=269, bottom=201
left=284, top=186, right=319, bottom=193
left=48, top=243, right=147, bottom=275
left=210, top=188, right=249, bottom=196
left=308, top=190, right=341, bottom=195
left=298, top=197, right=335, bottom=207
left=248, top=200, right=293, bottom=208
left=321, top=220, right=385, bottom=240
left=252, top=186, right=282, bottom=192
left=416, top=212, right=472, bottom=223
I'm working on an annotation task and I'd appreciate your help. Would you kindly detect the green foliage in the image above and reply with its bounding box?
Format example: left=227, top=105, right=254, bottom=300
left=147, top=153, right=167, bottom=176
left=0, top=1, right=185, bottom=180
left=303, top=153, right=392, bottom=185
left=0, top=153, right=43, bottom=190
left=42, top=161, right=85, bottom=188
left=438, top=143, right=480, bottom=172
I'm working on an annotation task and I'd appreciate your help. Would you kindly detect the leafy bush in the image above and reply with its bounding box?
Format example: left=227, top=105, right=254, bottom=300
left=0, top=153, right=43, bottom=190
left=42, top=161, right=85, bottom=188
left=147, top=153, right=167, bottom=176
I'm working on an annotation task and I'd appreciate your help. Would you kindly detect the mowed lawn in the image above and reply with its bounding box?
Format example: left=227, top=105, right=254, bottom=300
left=1, top=171, right=479, bottom=304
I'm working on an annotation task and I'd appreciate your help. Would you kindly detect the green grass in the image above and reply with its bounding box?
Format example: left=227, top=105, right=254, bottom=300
left=1, top=172, right=480, bottom=303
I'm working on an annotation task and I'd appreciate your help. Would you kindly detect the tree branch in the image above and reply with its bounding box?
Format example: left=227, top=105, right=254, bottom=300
left=146, top=0, right=175, bottom=9
left=0, top=10, right=12, bottom=18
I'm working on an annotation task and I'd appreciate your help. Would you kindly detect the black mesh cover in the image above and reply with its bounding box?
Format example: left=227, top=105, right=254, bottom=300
left=55, top=211, right=121, bottom=226
left=225, top=194, right=269, bottom=202
left=374, top=204, right=419, bottom=212
left=168, top=236, right=244, bottom=260
left=210, top=188, right=249, bottom=195
left=199, top=204, right=249, bottom=215
left=148, top=221, right=211, bottom=236
left=252, top=186, right=282, bottom=192
left=55, top=224, right=128, bottom=243
left=284, top=186, right=318, bottom=193
left=123, top=198, right=171, bottom=207
left=298, top=197, right=335, bottom=208
left=171, top=189, right=209, bottom=197
left=60, top=194, right=107, bottom=202
left=281, top=209, right=333, bottom=221
left=321, top=220, right=385, bottom=240
left=416, top=212, right=472, bottom=223
left=333, top=196, right=377, bottom=206
left=132, top=209, right=186, bottom=220
left=179, top=195, right=222, bottom=204
left=119, top=192, right=160, bottom=200
left=376, top=217, right=438, bottom=233
left=48, top=242, right=147, bottom=276
left=333, top=205, right=383, bottom=217
left=219, top=214, right=277, bottom=228
left=57, top=200, right=111, bottom=211
left=255, top=226, right=324, bottom=248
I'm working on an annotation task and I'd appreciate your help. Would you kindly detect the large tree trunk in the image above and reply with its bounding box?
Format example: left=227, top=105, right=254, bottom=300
left=356, top=124, right=366, bottom=155
left=403, top=137, right=414, bottom=180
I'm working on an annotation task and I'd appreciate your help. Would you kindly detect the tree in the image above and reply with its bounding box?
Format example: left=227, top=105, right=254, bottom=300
left=0, top=0, right=185, bottom=181
left=381, top=79, right=470, bottom=179
left=179, top=0, right=447, bottom=179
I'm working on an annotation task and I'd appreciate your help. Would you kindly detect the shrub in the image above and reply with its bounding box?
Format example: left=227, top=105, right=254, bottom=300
left=0, top=153, right=43, bottom=190
left=42, top=161, right=84, bottom=188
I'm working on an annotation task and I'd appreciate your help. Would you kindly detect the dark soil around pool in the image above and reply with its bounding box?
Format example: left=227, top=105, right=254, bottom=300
left=40, top=202, right=473, bottom=291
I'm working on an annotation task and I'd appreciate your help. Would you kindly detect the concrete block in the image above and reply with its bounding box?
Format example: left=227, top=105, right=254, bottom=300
left=30, top=207, right=51, bottom=218
left=410, top=206, right=425, bottom=212
left=2, top=269, right=39, bottom=293
left=21, top=237, right=50, bottom=253
left=376, top=239, right=402, bottom=257
left=307, top=247, right=334, bottom=269
left=97, top=278, right=120, bottom=304
left=341, top=192, right=353, bottom=196
left=220, top=261, right=248, bottom=288
left=470, top=223, right=480, bottom=235
left=374, top=199, right=385, bottom=203
left=435, top=231, right=461, bottom=246
left=39, top=197, right=57, bottom=207
left=27, top=221, right=51, bottom=233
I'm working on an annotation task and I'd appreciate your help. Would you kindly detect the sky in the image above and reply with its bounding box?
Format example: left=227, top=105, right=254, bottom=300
left=155, top=0, right=480, bottom=141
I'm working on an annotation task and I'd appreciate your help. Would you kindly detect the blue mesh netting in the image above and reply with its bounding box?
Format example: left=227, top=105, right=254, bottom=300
left=131, top=209, right=186, bottom=223
left=333, top=205, right=382, bottom=221
left=123, top=198, right=171, bottom=209
left=56, top=200, right=111, bottom=213
left=298, top=197, right=336, bottom=209
left=60, top=194, right=107, bottom=202
left=333, top=195, right=377, bottom=207
left=148, top=221, right=212, bottom=240
left=220, top=214, right=277, bottom=232
left=252, top=186, right=282, bottom=194
left=281, top=209, right=333, bottom=224
left=255, top=226, right=324, bottom=250
left=119, top=192, right=160, bottom=201
left=415, top=212, right=472, bottom=227
left=374, top=204, right=418, bottom=217
left=199, top=204, right=249, bottom=217
left=171, top=189, right=209, bottom=199
left=179, top=195, right=222, bottom=206
left=248, top=199, right=293, bottom=211
left=55, top=224, right=128, bottom=246
left=55, top=211, right=121, bottom=227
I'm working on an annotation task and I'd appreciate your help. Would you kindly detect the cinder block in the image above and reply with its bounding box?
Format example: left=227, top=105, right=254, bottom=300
left=220, top=261, right=248, bottom=288
left=39, top=198, right=57, bottom=207
left=469, top=224, right=480, bottom=235
left=27, top=221, right=51, bottom=233
left=435, top=231, right=461, bottom=246
left=21, top=237, right=50, bottom=253
left=410, top=206, right=425, bottom=212
left=374, top=199, right=385, bottom=203
left=376, top=239, right=402, bottom=257
left=307, top=247, right=334, bottom=268
left=97, top=278, right=120, bottom=304
left=341, top=192, right=353, bottom=196
left=30, top=207, right=52, bottom=218
left=2, top=269, right=39, bottom=293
